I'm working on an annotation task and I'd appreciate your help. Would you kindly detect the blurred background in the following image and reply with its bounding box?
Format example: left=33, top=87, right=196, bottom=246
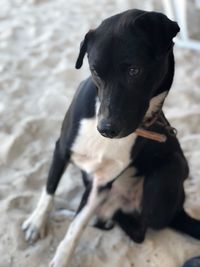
left=0, top=1, right=200, bottom=267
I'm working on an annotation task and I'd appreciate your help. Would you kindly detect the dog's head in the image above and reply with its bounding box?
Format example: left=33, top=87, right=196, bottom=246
left=75, top=10, right=180, bottom=138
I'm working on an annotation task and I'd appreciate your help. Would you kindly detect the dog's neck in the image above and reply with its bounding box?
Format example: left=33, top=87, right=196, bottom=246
left=137, top=50, right=176, bottom=142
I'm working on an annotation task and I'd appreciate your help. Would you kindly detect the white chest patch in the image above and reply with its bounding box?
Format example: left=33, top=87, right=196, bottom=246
left=71, top=117, right=137, bottom=185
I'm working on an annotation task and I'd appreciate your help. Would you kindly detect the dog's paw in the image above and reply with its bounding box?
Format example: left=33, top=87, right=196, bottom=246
left=22, top=211, right=47, bottom=244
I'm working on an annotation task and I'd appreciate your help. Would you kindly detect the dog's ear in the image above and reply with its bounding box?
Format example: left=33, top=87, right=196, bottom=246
left=75, top=30, right=93, bottom=69
left=134, top=12, right=180, bottom=58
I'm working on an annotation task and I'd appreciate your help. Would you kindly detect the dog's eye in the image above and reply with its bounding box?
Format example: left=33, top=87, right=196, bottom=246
left=128, top=67, right=140, bottom=76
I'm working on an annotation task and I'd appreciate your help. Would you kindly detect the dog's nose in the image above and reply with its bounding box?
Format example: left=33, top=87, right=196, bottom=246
left=97, top=120, right=119, bottom=138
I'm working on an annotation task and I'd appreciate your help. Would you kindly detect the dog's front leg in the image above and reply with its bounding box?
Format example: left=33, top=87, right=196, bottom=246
left=50, top=182, right=109, bottom=267
left=22, top=139, right=69, bottom=243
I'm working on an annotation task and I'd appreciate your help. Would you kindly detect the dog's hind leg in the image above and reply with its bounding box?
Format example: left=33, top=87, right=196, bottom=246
left=22, top=139, right=70, bottom=243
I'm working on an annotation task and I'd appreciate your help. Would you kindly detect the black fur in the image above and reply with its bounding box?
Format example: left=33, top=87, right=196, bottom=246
left=45, top=9, right=200, bottom=265
left=182, top=257, right=200, bottom=267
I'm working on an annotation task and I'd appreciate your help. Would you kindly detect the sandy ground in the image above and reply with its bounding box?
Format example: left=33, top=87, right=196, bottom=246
left=0, top=0, right=200, bottom=266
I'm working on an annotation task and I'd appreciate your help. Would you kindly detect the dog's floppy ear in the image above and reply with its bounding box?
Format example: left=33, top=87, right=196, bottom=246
left=75, top=30, right=93, bottom=69
left=134, top=12, right=180, bottom=58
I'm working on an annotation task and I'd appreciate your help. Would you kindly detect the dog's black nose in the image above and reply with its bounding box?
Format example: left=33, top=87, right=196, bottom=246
left=97, top=120, right=119, bottom=138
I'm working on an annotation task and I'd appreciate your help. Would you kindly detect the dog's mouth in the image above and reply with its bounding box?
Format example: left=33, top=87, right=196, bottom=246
left=97, top=113, right=157, bottom=139
left=98, top=125, right=167, bottom=143
left=97, top=95, right=172, bottom=142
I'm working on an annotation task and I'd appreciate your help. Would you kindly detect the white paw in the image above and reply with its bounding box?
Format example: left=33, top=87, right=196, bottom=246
left=22, top=211, right=47, bottom=244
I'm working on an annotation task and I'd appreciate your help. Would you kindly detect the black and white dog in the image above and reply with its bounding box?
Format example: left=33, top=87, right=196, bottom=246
left=22, top=9, right=200, bottom=267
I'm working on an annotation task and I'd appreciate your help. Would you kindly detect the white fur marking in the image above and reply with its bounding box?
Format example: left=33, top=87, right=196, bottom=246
left=50, top=167, right=143, bottom=267
left=22, top=189, right=53, bottom=242
left=50, top=99, right=139, bottom=266
left=71, top=116, right=137, bottom=185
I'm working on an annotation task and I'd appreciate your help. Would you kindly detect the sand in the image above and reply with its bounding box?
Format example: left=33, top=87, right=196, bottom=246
left=0, top=0, right=200, bottom=266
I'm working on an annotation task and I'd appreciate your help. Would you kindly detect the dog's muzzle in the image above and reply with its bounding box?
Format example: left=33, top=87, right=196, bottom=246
left=97, top=119, right=120, bottom=138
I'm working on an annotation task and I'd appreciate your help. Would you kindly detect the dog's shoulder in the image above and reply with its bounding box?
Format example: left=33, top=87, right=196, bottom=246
left=67, top=76, right=97, bottom=120
left=59, top=77, right=97, bottom=151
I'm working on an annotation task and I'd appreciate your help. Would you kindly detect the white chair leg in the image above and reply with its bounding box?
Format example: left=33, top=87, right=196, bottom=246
left=195, top=0, right=200, bottom=8
left=162, top=0, right=175, bottom=20
left=173, top=0, right=188, bottom=40
left=162, top=0, right=200, bottom=50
